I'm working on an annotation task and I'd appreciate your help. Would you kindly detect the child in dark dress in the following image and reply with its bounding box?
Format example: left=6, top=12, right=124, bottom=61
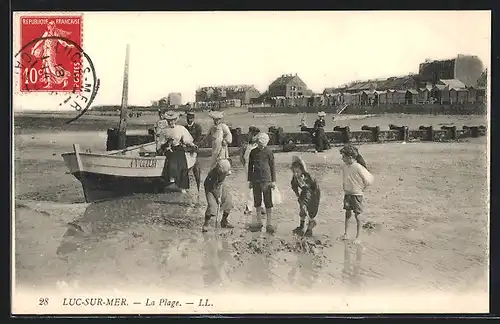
left=290, top=156, right=321, bottom=237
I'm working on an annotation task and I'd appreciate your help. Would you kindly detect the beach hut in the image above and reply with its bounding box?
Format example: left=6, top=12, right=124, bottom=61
left=393, top=90, right=406, bottom=104
left=449, top=88, right=468, bottom=104
left=360, top=90, right=375, bottom=105
left=405, top=89, right=418, bottom=104
left=374, top=90, right=387, bottom=104
left=386, top=90, right=395, bottom=104
left=466, top=86, right=477, bottom=103
left=418, top=88, right=430, bottom=103
left=431, top=85, right=449, bottom=104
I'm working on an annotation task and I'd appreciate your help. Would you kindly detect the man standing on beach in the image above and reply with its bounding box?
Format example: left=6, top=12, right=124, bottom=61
left=185, top=110, right=203, bottom=144
left=184, top=110, right=203, bottom=190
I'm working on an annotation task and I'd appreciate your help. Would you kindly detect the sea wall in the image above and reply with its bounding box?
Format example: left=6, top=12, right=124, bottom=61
left=247, top=102, right=486, bottom=115
left=106, top=124, right=487, bottom=153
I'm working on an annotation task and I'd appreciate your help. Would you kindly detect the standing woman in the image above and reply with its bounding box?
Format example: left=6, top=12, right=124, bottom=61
left=208, top=110, right=233, bottom=172
left=156, top=111, right=196, bottom=193
left=313, top=111, right=331, bottom=153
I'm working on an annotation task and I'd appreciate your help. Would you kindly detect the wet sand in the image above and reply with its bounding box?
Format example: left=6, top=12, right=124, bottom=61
left=13, top=113, right=489, bottom=311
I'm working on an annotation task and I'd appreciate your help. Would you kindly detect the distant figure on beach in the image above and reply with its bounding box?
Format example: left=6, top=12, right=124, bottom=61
left=30, top=20, right=73, bottom=89
left=207, top=111, right=233, bottom=172
left=299, top=115, right=308, bottom=128
left=202, top=159, right=234, bottom=232
left=247, top=132, right=277, bottom=234
left=240, top=126, right=265, bottom=216
left=313, top=111, right=331, bottom=153
left=290, top=156, right=321, bottom=237
left=156, top=110, right=196, bottom=193
left=339, top=145, right=374, bottom=244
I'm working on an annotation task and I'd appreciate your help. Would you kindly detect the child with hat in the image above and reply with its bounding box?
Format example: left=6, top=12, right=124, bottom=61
left=202, top=159, right=234, bottom=232
left=247, top=132, right=277, bottom=234
left=240, top=126, right=266, bottom=216
left=290, top=155, right=321, bottom=237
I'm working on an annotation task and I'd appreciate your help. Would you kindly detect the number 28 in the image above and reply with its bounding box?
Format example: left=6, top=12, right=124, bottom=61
left=38, top=298, right=49, bottom=306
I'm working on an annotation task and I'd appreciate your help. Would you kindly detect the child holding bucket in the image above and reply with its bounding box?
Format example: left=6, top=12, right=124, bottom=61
left=247, top=132, right=277, bottom=234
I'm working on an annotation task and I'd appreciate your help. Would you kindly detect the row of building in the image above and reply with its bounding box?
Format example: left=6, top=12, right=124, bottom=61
left=155, top=54, right=487, bottom=109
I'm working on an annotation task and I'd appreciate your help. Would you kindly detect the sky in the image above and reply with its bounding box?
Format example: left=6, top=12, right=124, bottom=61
left=12, top=11, right=491, bottom=111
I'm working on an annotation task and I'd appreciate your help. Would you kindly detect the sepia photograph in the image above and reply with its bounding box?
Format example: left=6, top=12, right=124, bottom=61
left=12, top=11, right=490, bottom=314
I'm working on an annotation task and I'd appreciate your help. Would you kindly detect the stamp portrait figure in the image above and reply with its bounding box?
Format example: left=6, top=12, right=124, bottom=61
left=30, top=20, right=74, bottom=89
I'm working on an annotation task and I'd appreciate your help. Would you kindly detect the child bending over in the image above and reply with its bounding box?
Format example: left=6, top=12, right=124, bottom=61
left=290, top=156, right=321, bottom=237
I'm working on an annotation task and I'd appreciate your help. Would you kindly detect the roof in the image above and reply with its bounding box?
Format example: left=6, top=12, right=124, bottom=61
left=439, top=79, right=466, bottom=89
left=406, top=89, right=418, bottom=94
left=269, top=74, right=298, bottom=87
left=197, top=85, right=259, bottom=92
left=477, top=70, right=487, bottom=88
left=377, top=75, right=418, bottom=90
left=450, top=87, right=468, bottom=92
left=434, top=84, right=447, bottom=90
left=346, top=81, right=377, bottom=91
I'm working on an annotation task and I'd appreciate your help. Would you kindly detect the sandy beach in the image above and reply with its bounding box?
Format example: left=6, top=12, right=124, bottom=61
left=13, top=112, right=489, bottom=311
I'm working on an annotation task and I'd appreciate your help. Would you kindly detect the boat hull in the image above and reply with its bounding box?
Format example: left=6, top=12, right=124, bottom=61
left=72, top=171, right=165, bottom=203
left=61, top=144, right=198, bottom=203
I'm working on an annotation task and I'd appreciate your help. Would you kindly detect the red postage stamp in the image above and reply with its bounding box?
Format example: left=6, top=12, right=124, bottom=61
left=19, top=15, right=83, bottom=93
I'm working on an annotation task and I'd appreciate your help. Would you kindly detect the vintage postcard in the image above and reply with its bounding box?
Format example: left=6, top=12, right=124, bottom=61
left=12, top=11, right=490, bottom=315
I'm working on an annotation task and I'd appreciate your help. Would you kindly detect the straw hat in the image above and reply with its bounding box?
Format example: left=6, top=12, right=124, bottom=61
left=317, top=111, right=326, bottom=117
left=291, top=155, right=307, bottom=172
left=208, top=110, right=224, bottom=119
left=186, top=110, right=195, bottom=116
left=164, top=111, right=179, bottom=120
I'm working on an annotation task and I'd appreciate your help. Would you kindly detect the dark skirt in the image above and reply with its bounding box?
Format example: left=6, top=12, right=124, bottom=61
left=314, top=128, right=330, bottom=152
left=161, top=145, right=190, bottom=189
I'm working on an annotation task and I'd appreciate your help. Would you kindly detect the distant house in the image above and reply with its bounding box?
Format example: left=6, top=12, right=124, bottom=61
left=376, top=75, right=420, bottom=91
left=167, top=92, right=182, bottom=108
left=345, top=81, right=378, bottom=93
left=195, top=85, right=260, bottom=105
left=268, top=73, right=313, bottom=98
left=418, top=54, right=484, bottom=87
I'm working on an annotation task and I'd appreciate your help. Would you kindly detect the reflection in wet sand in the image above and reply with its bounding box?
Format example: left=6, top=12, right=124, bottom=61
left=341, top=242, right=365, bottom=291
left=201, top=233, right=235, bottom=290
left=288, top=252, right=322, bottom=290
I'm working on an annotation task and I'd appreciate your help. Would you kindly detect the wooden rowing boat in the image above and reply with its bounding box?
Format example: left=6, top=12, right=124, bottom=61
left=61, top=142, right=197, bottom=203
left=61, top=44, right=199, bottom=203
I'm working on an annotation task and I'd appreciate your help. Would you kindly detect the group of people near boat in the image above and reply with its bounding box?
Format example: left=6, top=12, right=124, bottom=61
left=154, top=109, right=374, bottom=243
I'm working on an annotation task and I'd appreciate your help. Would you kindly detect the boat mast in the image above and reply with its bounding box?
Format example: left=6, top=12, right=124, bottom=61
left=117, top=44, right=130, bottom=149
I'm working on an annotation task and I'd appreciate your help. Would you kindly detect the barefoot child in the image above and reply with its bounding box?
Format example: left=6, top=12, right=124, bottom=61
left=290, top=156, right=321, bottom=237
left=340, top=145, right=374, bottom=244
left=247, top=132, right=277, bottom=234
left=202, top=159, right=234, bottom=232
